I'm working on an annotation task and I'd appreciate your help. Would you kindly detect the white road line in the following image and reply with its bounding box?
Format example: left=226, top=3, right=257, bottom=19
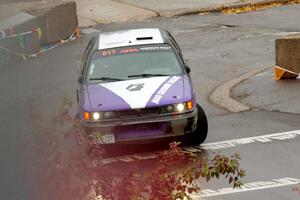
left=97, top=129, right=300, bottom=164
left=202, top=129, right=300, bottom=150
left=192, top=177, right=300, bottom=198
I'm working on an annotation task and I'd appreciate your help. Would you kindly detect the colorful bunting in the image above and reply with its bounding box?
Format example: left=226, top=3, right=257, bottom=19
left=0, top=30, right=6, bottom=39
left=75, top=27, right=81, bottom=37
left=23, top=33, right=29, bottom=49
left=21, top=54, right=27, bottom=60
left=17, top=33, right=25, bottom=49
left=5, top=27, right=13, bottom=35
left=0, top=28, right=77, bottom=60
left=274, top=66, right=299, bottom=80
left=37, top=28, right=42, bottom=40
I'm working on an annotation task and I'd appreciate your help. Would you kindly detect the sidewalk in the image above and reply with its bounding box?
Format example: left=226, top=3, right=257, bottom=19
left=0, top=0, right=157, bottom=27
left=0, top=0, right=296, bottom=27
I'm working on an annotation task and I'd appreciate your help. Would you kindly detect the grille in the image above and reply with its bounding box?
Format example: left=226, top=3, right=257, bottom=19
left=118, top=110, right=137, bottom=117
left=117, top=107, right=159, bottom=118
left=139, top=107, right=159, bottom=115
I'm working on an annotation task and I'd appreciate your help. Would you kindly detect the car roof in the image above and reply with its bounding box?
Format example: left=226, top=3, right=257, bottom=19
left=97, top=28, right=169, bottom=50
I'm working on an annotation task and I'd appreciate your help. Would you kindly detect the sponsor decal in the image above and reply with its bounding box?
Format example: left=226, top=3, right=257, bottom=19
left=101, top=48, right=140, bottom=57
left=126, top=83, right=145, bottom=91
left=119, top=48, right=139, bottom=54
left=139, top=46, right=172, bottom=51
left=99, top=48, right=139, bottom=57
left=100, top=76, right=169, bottom=109
left=151, top=76, right=180, bottom=104
left=193, top=177, right=300, bottom=198
left=93, top=45, right=173, bottom=59
left=101, top=49, right=117, bottom=57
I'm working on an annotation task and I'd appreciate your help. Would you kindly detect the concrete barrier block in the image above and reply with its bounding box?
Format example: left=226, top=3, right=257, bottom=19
left=0, top=2, right=79, bottom=66
left=276, top=34, right=300, bottom=74
left=0, top=12, right=41, bottom=66
left=28, top=1, right=78, bottom=44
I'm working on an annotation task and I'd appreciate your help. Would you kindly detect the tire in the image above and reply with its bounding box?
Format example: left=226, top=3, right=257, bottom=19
left=186, top=104, right=208, bottom=146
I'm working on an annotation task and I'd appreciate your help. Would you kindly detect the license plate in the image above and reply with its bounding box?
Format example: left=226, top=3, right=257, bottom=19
left=102, top=134, right=115, bottom=144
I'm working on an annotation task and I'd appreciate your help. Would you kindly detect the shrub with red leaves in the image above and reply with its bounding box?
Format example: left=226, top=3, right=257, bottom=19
left=32, top=98, right=245, bottom=200
left=125, top=142, right=245, bottom=200
left=88, top=141, right=245, bottom=200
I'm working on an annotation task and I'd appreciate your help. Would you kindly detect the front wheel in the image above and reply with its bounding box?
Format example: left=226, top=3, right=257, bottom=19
left=186, top=104, right=208, bottom=146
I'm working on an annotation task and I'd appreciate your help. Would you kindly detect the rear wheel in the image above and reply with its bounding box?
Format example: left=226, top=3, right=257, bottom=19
left=186, top=104, right=208, bottom=146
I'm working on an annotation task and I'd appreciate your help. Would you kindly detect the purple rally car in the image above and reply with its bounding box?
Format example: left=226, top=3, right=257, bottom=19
left=77, top=28, right=207, bottom=145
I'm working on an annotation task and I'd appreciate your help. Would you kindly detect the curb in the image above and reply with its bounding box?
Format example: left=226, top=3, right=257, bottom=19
left=209, top=68, right=268, bottom=113
left=71, top=0, right=299, bottom=26
left=159, top=0, right=297, bottom=17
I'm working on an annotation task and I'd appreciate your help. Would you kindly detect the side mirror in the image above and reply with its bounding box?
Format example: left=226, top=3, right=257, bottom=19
left=78, top=75, right=84, bottom=83
left=185, top=65, right=191, bottom=73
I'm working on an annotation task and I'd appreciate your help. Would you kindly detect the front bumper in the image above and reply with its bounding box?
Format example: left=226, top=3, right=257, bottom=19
left=81, top=109, right=198, bottom=144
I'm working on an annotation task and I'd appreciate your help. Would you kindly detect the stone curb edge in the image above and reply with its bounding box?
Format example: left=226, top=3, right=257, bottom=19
left=159, top=0, right=296, bottom=17
left=209, top=67, right=269, bottom=113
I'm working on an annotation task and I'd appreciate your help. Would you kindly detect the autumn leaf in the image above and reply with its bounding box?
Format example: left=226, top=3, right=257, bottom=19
left=223, top=0, right=300, bottom=15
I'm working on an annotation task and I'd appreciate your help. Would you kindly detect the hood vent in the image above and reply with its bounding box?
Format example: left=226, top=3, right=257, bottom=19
left=136, top=37, right=153, bottom=40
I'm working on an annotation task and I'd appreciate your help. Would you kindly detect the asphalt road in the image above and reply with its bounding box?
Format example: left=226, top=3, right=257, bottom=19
left=1, top=4, right=300, bottom=200
left=233, top=68, right=300, bottom=114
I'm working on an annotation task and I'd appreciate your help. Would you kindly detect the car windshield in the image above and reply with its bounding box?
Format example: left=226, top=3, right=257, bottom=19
left=87, top=44, right=183, bottom=82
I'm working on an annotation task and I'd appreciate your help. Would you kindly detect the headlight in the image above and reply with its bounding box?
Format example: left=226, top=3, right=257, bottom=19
left=92, top=112, right=101, bottom=120
left=83, top=111, right=116, bottom=121
left=161, top=100, right=194, bottom=114
left=176, top=103, right=185, bottom=112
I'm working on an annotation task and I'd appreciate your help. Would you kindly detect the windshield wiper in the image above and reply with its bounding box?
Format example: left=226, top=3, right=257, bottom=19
left=128, top=73, right=168, bottom=78
left=89, top=77, right=124, bottom=82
